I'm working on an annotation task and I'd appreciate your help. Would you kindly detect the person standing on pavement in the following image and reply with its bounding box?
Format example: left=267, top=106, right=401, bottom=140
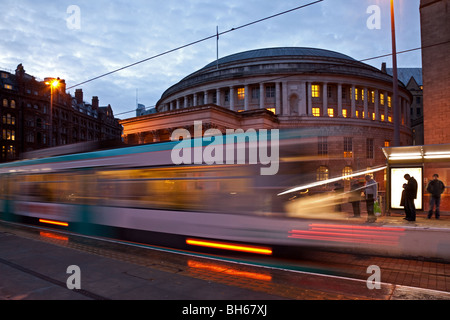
left=403, top=174, right=418, bottom=222
left=426, top=174, right=446, bottom=219
left=364, top=175, right=378, bottom=223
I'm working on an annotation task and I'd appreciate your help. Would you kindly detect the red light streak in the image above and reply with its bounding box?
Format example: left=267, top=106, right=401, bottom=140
left=289, top=224, right=405, bottom=246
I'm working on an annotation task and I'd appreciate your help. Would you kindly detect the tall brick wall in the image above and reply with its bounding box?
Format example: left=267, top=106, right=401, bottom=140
left=420, top=0, right=450, bottom=145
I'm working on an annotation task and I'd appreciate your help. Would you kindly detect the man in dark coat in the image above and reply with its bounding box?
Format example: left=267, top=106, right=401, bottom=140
left=403, top=174, right=418, bottom=222
left=427, top=174, right=446, bottom=219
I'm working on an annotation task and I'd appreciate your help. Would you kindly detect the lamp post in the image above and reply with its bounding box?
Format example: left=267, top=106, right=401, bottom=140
left=390, top=0, right=400, bottom=147
left=45, top=78, right=60, bottom=148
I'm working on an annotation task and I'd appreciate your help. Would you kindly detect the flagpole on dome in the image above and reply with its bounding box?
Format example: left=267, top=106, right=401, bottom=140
left=216, top=26, right=219, bottom=70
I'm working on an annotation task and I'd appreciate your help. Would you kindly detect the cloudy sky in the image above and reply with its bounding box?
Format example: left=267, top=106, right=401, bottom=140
left=0, top=0, right=422, bottom=119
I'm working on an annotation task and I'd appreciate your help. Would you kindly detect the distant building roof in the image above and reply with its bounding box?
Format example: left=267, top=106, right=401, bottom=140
left=386, top=68, right=423, bottom=86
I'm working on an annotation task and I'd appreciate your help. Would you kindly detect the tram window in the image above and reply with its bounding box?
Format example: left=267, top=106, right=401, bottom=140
left=93, top=166, right=254, bottom=212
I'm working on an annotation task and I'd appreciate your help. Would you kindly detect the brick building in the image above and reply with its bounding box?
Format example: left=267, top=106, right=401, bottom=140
left=0, top=64, right=122, bottom=162
left=420, top=0, right=450, bottom=145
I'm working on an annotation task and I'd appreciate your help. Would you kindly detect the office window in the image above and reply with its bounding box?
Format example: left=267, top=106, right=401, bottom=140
left=344, top=137, right=353, bottom=158
left=380, top=93, right=385, bottom=106
left=327, top=108, right=334, bottom=117
left=237, top=87, right=245, bottom=100
left=317, top=166, right=329, bottom=181
left=266, top=85, right=275, bottom=98
left=312, top=108, right=321, bottom=117
left=318, top=137, right=328, bottom=156
left=342, top=109, right=348, bottom=118
left=388, top=116, right=392, bottom=123
left=251, top=87, right=259, bottom=99
left=312, top=85, right=320, bottom=98
left=388, top=96, right=392, bottom=108
left=371, top=91, right=375, bottom=103
left=381, top=114, right=385, bottom=122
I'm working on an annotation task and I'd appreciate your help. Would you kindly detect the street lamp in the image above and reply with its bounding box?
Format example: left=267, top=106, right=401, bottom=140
left=390, top=0, right=400, bottom=146
left=45, top=78, right=60, bottom=148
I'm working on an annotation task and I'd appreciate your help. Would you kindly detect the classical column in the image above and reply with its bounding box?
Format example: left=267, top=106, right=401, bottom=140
left=230, top=86, right=235, bottom=111
left=259, top=83, right=265, bottom=109
left=337, top=84, right=343, bottom=117
left=193, top=93, right=198, bottom=107
left=307, top=82, right=312, bottom=116
left=204, top=91, right=209, bottom=105
left=176, top=98, right=181, bottom=110
left=244, top=85, right=249, bottom=111
left=282, top=81, right=289, bottom=115
left=275, top=82, right=281, bottom=115
left=351, top=85, right=356, bottom=118
left=216, top=88, right=221, bottom=107
left=184, top=96, right=188, bottom=109
left=299, top=81, right=307, bottom=116
left=364, top=88, right=369, bottom=119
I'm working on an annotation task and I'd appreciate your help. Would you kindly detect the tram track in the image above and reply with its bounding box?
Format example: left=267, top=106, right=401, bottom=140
left=1, top=220, right=450, bottom=299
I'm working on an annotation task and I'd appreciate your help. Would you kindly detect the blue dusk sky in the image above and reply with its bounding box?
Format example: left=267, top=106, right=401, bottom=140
left=0, top=0, right=422, bottom=118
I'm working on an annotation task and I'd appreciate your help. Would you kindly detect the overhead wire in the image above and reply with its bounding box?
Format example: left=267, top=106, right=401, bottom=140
left=66, top=0, right=324, bottom=90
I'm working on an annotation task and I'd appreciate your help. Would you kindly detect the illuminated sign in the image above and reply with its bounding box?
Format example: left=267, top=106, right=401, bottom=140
left=390, top=167, right=423, bottom=210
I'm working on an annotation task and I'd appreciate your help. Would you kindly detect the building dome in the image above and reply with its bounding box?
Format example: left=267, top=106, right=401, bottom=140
left=124, top=47, right=413, bottom=193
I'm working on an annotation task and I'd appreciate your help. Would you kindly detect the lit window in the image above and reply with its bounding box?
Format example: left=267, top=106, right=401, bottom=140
left=343, top=166, right=353, bottom=181
left=362, top=89, right=365, bottom=101
left=384, top=140, right=390, bottom=147
left=356, top=111, right=359, bottom=118
left=371, top=91, right=375, bottom=103
left=355, top=88, right=359, bottom=101
left=312, top=85, right=320, bottom=98
left=317, top=166, right=329, bottom=181
left=388, top=116, right=392, bottom=122
left=388, top=96, right=392, bottom=108
left=342, top=109, right=348, bottom=118
left=4, top=84, right=12, bottom=90
left=2, top=99, right=7, bottom=107
left=372, top=113, right=376, bottom=121
left=312, top=108, right=321, bottom=117
left=237, top=88, right=245, bottom=100
left=344, top=137, right=353, bottom=158
left=327, top=108, right=334, bottom=117
left=380, top=94, right=385, bottom=105
left=381, top=114, right=385, bottom=121
left=266, top=108, right=275, bottom=114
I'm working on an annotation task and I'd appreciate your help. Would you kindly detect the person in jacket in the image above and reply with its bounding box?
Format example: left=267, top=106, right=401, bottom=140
left=364, top=175, right=378, bottom=223
left=403, top=174, right=418, bottom=222
left=426, top=174, right=446, bottom=219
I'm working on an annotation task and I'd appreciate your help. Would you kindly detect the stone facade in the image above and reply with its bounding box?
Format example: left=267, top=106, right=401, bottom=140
left=121, top=47, right=413, bottom=192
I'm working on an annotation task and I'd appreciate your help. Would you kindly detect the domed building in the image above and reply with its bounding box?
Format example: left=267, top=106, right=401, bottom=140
left=121, top=47, right=413, bottom=189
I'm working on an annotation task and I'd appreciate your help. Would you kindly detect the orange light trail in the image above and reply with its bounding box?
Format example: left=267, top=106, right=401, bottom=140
left=188, top=260, right=272, bottom=281
left=39, top=219, right=69, bottom=227
left=186, top=238, right=272, bottom=255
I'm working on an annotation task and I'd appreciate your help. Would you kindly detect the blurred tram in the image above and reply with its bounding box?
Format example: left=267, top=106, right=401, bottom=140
left=0, top=129, right=449, bottom=261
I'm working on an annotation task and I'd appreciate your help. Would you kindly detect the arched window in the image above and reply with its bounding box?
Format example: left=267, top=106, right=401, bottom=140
left=317, top=166, right=329, bottom=181
left=343, top=166, right=353, bottom=181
